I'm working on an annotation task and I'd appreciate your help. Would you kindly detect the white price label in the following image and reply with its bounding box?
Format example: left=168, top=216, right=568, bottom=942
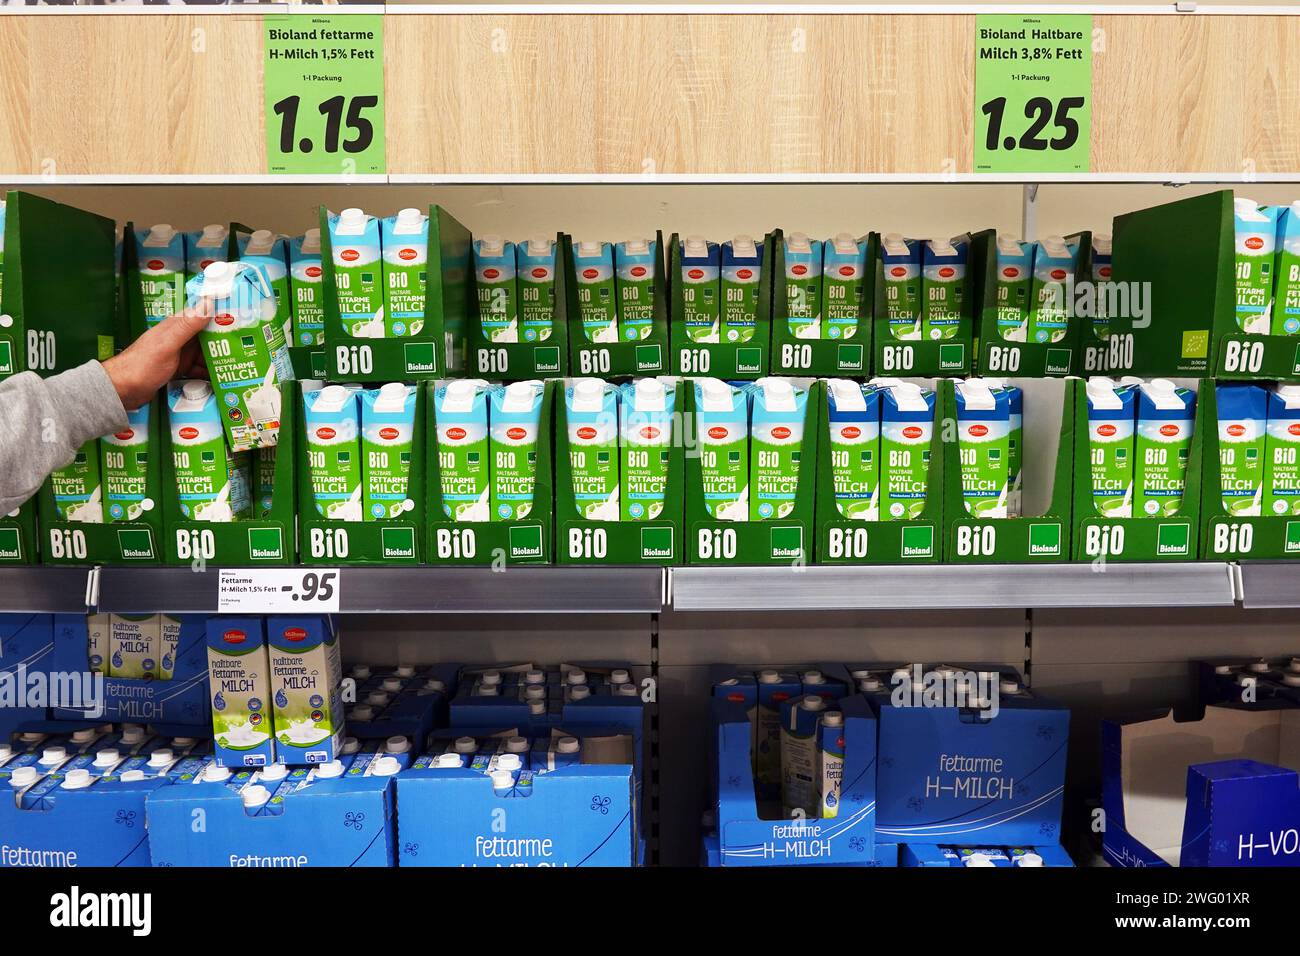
left=218, top=569, right=342, bottom=613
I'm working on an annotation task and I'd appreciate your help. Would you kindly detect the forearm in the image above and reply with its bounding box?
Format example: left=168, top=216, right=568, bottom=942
left=0, top=362, right=128, bottom=514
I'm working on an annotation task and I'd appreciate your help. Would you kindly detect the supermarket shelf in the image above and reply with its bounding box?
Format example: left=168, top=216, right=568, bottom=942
left=96, top=566, right=667, bottom=615
left=0, top=568, right=93, bottom=613
left=668, top=563, right=1239, bottom=611
left=1237, top=562, right=1300, bottom=609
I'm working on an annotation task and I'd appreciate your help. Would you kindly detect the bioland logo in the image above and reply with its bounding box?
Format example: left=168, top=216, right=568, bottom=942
left=889, top=664, right=1002, bottom=718
left=0, top=667, right=105, bottom=717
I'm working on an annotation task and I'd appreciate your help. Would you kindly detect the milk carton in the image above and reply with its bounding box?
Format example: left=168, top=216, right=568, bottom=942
left=615, top=239, right=657, bottom=341
left=489, top=380, right=545, bottom=521
left=566, top=378, right=620, bottom=520
left=238, top=229, right=291, bottom=342
left=922, top=238, right=967, bottom=340
left=817, top=710, right=845, bottom=818
left=1274, top=203, right=1300, bottom=336
left=879, top=382, right=935, bottom=520
left=749, top=378, right=808, bottom=521
left=1264, top=384, right=1300, bottom=517
left=1135, top=380, right=1197, bottom=518
left=681, top=236, right=721, bottom=343
left=289, top=230, right=325, bottom=347
left=167, top=380, right=250, bottom=522
left=1216, top=383, right=1267, bottom=516
left=189, top=260, right=290, bottom=452
left=328, top=208, right=385, bottom=338
left=474, top=235, right=518, bottom=343
left=822, top=233, right=867, bottom=340
left=185, top=224, right=228, bottom=278
left=573, top=240, right=618, bottom=343
left=100, top=404, right=150, bottom=523
left=753, top=670, right=799, bottom=803
left=694, top=379, right=748, bottom=520
left=0, top=199, right=6, bottom=307
left=48, top=442, right=103, bottom=523
left=1003, top=383, right=1024, bottom=517
left=619, top=378, right=674, bottom=521
left=434, top=379, right=490, bottom=522
left=207, top=618, right=275, bottom=767
left=159, top=614, right=182, bottom=680
left=360, top=383, right=416, bottom=521
left=255, top=447, right=276, bottom=518
left=1027, top=237, right=1075, bottom=344
left=720, top=235, right=763, bottom=343
left=779, top=695, right=827, bottom=818
left=135, top=225, right=186, bottom=327
left=782, top=233, right=823, bottom=339
left=1233, top=198, right=1280, bottom=334
left=1086, top=378, right=1136, bottom=518
left=1090, top=234, right=1113, bottom=341
left=994, top=236, right=1031, bottom=342
left=955, top=379, right=1011, bottom=519
left=108, top=614, right=160, bottom=680
left=86, top=613, right=108, bottom=674
left=302, top=384, right=363, bottom=521
left=826, top=379, right=880, bottom=520
left=381, top=208, right=429, bottom=338
left=268, top=618, right=344, bottom=765
left=881, top=233, right=922, bottom=341
left=517, top=236, right=557, bottom=342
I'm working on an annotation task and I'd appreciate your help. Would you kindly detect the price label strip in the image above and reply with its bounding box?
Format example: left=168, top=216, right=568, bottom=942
left=974, top=15, right=1092, bottom=174
left=263, top=15, right=386, bottom=176
left=218, top=568, right=342, bottom=614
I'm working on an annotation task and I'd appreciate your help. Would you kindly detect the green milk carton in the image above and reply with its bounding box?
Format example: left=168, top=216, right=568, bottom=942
left=301, top=384, right=363, bottom=521
left=327, top=208, right=385, bottom=338
left=681, top=236, right=721, bottom=343
left=289, top=230, right=325, bottom=347
left=48, top=442, right=103, bottom=523
left=981, top=380, right=1024, bottom=518
left=783, top=233, right=823, bottom=339
left=619, top=377, right=674, bottom=521
left=1026, top=236, right=1075, bottom=345
left=1233, top=197, right=1280, bottom=335
left=720, top=235, right=763, bottom=344
left=749, top=378, right=808, bottom=520
left=954, top=378, right=1011, bottom=519
left=826, top=379, right=881, bottom=520
left=881, top=234, right=922, bottom=341
left=167, top=379, right=251, bottom=522
left=573, top=240, right=618, bottom=343
left=489, top=380, right=545, bottom=521
left=822, top=234, right=866, bottom=341
left=101, top=405, right=151, bottom=523
left=474, top=235, right=519, bottom=343
left=517, top=236, right=557, bottom=342
left=1216, top=382, right=1267, bottom=516
left=1264, top=384, right=1300, bottom=517
left=994, top=236, right=1032, bottom=342
left=1134, top=379, right=1197, bottom=518
left=1274, top=203, right=1300, bottom=337
left=135, top=224, right=186, bottom=327
left=1090, top=234, right=1113, bottom=342
left=694, top=378, right=749, bottom=521
left=565, top=378, right=621, bottom=520
left=921, top=237, right=966, bottom=341
left=361, top=382, right=417, bottom=521
left=381, top=208, right=429, bottom=338
left=879, top=381, right=935, bottom=520
left=615, top=239, right=657, bottom=342
left=255, top=448, right=276, bottom=518
left=434, top=378, right=491, bottom=522
left=1086, top=377, right=1136, bottom=518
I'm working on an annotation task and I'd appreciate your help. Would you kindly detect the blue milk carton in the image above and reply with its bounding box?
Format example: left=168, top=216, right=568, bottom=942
left=994, top=236, right=1032, bottom=342
left=827, top=380, right=881, bottom=521
left=381, top=208, right=429, bottom=338
left=1085, top=377, right=1138, bottom=518
left=1134, top=380, right=1197, bottom=519
left=206, top=618, right=275, bottom=767
left=1216, top=383, right=1268, bottom=517
left=921, top=237, right=968, bottom=341
left=289, top=229, right=326, bottom=347
left=720, top=235, right=763, bottom=344
left=681, top=236, right=721, bottom=344
left=1263, top=384, right=1300, bottom=518
left=881, top=234, right=922, bottom=341
left=135, top=224, right=186, bottom=327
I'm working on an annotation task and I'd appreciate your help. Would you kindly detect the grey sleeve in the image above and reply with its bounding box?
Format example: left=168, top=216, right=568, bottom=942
left=0, top=361, right=128, bottom=515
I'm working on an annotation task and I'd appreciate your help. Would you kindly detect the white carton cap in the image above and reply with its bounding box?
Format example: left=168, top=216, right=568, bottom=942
left=963, top=853, right=996, bottom=867
left=315, top=760, right=345, bottom=779
left=569, top=685, right=591, bottom=700
left=566, top=669, right=587, bottom=685
left=481, top=670, right=502, bottom=685
left=785, top=232, right=812, bottom=252
left=381, top=678, right=403, bottom=693
left=351, top=664, right=372, bottom=679
left=475, top=685, right=499, bottom=697
left=394, top=664, right=416, bottom=678
left=491, top=770, right=515, bottom=790
left=370, top=757, right=401, bottom=777
left=618, top=683, right=639, bottom=696
left=241, top=784, right=271, bottom=809
left=202, top=764, right=232, bottom=783
left=260, top=763, right=289, bottom=782
left=351, top=705, right=376, bottom=720
left=71, top=728, right=97, bottom=744
left=496, top=753, right=522, bottom=771
left=828, top=378, right=868, bottom=411
left=121, top=770, right=146, bottom=782
left=395, top=207, right=424, bottom=227
left=632, top=377, right=668, bottom=412
left=1093, top=234, right=1112, bottom=255
left=1234, top=197, right=1263, bottom=218
left=1248, top=659, right=1271, bottom=673
left=576, top=240, right=604, bottom=257
left=504, top=736, right=528, bottom=753
left=1085, top=377, right=1124, bottom=410
left=1015, top=852, right=1044, bottom=867
left=147, top=223, right=177, bottom=242
left=927, top=237, right=958, bottom=256
left=454, top=736, right=477, bottom=754
left=147, top=749, right=174, bottom=768
left=366, top=692, right=391, bottom=707
left=301, top=228, right=321, bottom=254
left=385, top=736, right=411, bottom=755
left=529, top=701, right=546, bottom=715
left=996, top=235, right=1024, bottom=256
left=1040, top=234, right=1070, bottom=257
left=1000, top=678, right=1022, bottom=695
left=557, top=736, right=581, bottom=754
left=803, top=670, right=824, bottom=684
left=434, top=753, right=463, bottom=768
left=526, top=236, right=553, bottom=256
left=62, top=768, right=93, bottom=790
left=611, top=668, right=631, bottom=684
left=172, top=737, right=197, bottom=748
left=524, top=669, right=545, bottom=684
left=821, top=711, right=844, bottom=727
left=801, top=696, right=826, bottom=712
left=478, top=234, right=506, bottom=256
left=698, top=377, right=736, bottom=410
left=341, top=737, right=361, bottom=756
left=93, top=749, right=121, bottom=769
left=39, top=746, right=67, bottom=766
left=881, top=232, right=910, bottom=255
left=0, top=745, right=11, bottom=761
left=756, top=376, right=796, bottom=411
left=832, top=232, right=859, bottom=254
left=338, top=207, right=369, bottom=228
left=622, top=238, right=650, bottom=255
left=9, top=766, right=38, bottom=787
left=201, top=223, right=227, bottom=240
left=524, top=685, right=546, bottom=700
left=759, top=669, right=780, bottom=683
left=18, top=732, right=45, bottom=743
left=684, top=235, right=709, bottom=256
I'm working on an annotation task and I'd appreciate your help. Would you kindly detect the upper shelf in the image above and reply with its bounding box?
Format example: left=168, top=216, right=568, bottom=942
left=0, top=11, right=1296, bottom=179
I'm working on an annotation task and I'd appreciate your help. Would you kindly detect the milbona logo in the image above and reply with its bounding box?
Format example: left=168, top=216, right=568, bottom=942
left=282, top=627, right=307, bottom=642
left=0, top=666, right=105, bottom=717
left=889, top=664, right=1000, bottom=718
left=222, top=629, right=247, bottom=645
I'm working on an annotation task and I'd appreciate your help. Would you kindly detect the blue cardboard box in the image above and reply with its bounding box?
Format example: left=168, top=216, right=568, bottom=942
left=901, top=843, right=1074, bottom=867
left=147, top=769, right=397, bottom=866
left=0, top=614, right=56, bottom=736
left=712, top=692, right=879, bottom=866
left=1103, top=705, right=1300, bottom=867
left=872, top=680, right=1069, bottom=847
left=51, top=614, right=209, bottom=727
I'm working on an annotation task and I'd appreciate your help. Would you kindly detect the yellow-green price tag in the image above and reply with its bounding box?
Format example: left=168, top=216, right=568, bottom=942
left=263, top=15, right=386, bottom=176
left=974, top=15, right=1092, bottom=174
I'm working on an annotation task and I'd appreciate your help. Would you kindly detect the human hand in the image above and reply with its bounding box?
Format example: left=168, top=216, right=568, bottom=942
left=101, top=308, right=210, bottom=410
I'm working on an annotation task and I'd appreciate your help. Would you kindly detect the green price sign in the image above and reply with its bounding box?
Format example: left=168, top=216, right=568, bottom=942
left=974, top=15, right=1092, bottom=174
left=263, top=15, right=386, bottom=175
